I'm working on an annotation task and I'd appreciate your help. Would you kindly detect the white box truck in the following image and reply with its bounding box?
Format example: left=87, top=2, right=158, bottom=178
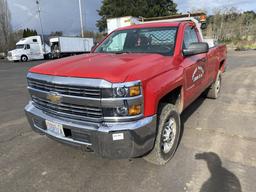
left=49, top=36, right=94, bottom=59
left=7, top=36, right=50, bottom=62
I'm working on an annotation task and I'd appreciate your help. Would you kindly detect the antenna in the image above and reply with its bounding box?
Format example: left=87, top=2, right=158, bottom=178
left=36, top=0, right=46, bottom=52
left=78, top=0, right=84, bottom=37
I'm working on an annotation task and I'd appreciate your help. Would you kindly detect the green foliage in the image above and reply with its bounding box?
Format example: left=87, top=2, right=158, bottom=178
left=22, top=28, right=38, bottom=38
left=97, top=0, right=177, bottom=32
left=205, top=8, right=256, bottom=45
left=50, top=31, right=63, bottom=36
left=83, top=31, right=105, bottom=43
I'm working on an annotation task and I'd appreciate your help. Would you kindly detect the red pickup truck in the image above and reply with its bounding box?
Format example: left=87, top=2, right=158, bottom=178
left=25, top=20, right=227, bottom=165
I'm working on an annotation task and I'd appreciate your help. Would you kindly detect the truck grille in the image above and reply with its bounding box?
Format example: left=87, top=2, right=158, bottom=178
left=32, top=96, right=103, bottom=122
left=28, top=78, right=101, bottom=98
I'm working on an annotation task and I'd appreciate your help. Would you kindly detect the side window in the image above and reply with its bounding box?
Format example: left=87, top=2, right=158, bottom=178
left=26, top=44, right=30, bottom=49
left=33, top=39, right=37, bottom=42
left=104, top=33, right=127, bottom=52
left=183, top=27, right=199, bottom=49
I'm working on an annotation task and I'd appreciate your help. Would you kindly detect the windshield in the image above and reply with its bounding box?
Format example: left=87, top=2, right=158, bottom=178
left=16, top=44, right=24, bottom=49
left=95, top=27, right=178, bottom=56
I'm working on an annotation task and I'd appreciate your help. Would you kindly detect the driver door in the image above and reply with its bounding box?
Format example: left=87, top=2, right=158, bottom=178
left=182, top=26, right=208, bottom=106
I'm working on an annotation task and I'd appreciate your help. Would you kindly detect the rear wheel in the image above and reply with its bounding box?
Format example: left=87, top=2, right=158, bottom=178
left=21, top=55, right=28, bottom=62
left=143, top=103, right=181, bottom=165
left=207, top=70, right=222, bottom=99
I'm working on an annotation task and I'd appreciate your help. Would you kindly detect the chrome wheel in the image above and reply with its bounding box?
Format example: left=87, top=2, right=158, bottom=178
left=21, top=56, right=28, bottom=62
left=161, top=118, right=177, bottom=154
left=216, top=75, right=221, bottom=94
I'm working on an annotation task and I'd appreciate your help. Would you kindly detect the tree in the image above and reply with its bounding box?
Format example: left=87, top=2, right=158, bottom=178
left=50, top=31, right=63, bottom=36
left=0, top=0, right=12, bottom=52
left=97, top=0, right=177, bottom=32
left=23, top=28, right=38, bottom=38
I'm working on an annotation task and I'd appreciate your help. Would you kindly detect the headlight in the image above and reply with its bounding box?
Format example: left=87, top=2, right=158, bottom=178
left=101, top=80, right=143, bottom=119
left=115, top=87, right=128, bottom=97
left=102, top=80, right=142, bottom=98
left=103, top=104, right=142, bottom=117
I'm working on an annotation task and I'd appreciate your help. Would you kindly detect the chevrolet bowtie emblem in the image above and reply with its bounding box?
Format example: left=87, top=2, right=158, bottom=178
left=47, top=91, right=62, bottom=104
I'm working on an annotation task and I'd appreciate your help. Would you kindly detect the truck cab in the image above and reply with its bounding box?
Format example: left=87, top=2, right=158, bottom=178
left=7, top=36, right=50, bottom=62
left=25, top=14, right=227, bottom=165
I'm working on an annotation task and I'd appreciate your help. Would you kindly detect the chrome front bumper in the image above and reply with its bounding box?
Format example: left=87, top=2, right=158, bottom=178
left=25, top=102, right=157, bottom=159
left=7, top=55, right=20, bottom=61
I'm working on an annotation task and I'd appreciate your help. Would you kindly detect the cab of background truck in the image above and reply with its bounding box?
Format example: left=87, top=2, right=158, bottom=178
left=7, top=36, right=49, bottom=62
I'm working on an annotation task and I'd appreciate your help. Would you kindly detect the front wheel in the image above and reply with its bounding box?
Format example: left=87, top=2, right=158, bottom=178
left=143, top=103, right=181, bottom=165
left=21, top=55, right=28, bottom=62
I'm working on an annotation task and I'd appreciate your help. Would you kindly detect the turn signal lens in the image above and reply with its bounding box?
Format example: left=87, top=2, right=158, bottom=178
left=128, top=105, right=141, bottom=116
left=129, top=86, right=140, bottom=97
left=200, top=15, right=207, bottom=22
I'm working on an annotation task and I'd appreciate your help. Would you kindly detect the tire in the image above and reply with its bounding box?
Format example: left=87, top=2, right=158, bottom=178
left=21, top=55, right=28, bottom=62
left=206, top=70, right=222, bottom=99
left=143, top=103, right=181, bottom=165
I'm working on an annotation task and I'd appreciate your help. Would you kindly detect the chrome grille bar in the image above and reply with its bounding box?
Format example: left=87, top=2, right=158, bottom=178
left=28, top=78, right=101, bottom=98
left=32, top=96, right=103, bottom=122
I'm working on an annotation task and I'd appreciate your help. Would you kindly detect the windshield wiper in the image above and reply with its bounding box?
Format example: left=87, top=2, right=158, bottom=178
left=114, top=51, right=132, bottom=54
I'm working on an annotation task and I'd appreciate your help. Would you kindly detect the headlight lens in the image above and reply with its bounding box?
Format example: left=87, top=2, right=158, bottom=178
left=101, top=81, right=142, bottom=98
left=103, top=104, right=142, bottom=117
left=115, top=87, right=128, bottom=97
left=116, top=106, right=128, bottom=116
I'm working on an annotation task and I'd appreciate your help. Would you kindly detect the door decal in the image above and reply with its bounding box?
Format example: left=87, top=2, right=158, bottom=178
left=192, top=66, right=204, bottom=82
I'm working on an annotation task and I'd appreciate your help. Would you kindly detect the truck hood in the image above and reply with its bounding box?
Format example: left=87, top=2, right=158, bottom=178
left=29, top=53, right=173, bottom=83
left=9, top=49, right=22, bottom=55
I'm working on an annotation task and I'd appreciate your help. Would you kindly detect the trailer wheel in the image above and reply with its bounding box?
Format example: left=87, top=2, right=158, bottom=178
left=207, top=70, right=222, bottom=99
left=143, top=103, right=181, bottom=165
left=21, top=55, right=28, bottom=62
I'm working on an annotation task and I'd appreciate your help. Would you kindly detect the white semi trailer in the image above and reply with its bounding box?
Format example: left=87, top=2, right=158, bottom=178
left=49, top=36, right=94, bottom=58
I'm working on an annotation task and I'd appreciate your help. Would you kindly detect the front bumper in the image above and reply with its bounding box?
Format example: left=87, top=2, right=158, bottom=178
left=7, top=55, right=20, bottom=61
left=25, top=102, right=157, bottom=159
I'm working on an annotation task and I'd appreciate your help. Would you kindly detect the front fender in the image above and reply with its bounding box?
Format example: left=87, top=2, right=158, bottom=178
left=143, top=67, right=184, bottom=116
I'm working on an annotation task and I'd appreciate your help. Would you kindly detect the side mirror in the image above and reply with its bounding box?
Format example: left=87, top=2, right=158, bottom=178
left=183, top=42, right=209, bottom=57
left=200, top=22, right=207, bottom=30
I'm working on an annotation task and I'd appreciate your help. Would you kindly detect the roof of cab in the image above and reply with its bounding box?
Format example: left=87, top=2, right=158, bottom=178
left=116, top=21, right=181, bottom=31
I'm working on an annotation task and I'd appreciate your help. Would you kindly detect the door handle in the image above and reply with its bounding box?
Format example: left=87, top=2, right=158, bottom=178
left=197, top=58, right=207, bottom=63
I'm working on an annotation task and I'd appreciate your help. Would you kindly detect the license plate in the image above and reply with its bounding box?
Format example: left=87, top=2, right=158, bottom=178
left=45, top=120, right=64, bottom=137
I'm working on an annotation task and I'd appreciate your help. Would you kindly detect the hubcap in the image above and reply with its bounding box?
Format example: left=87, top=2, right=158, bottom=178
left=216, top=76, right=221, bottom=93
left=161, top=118, right=177, bottom=154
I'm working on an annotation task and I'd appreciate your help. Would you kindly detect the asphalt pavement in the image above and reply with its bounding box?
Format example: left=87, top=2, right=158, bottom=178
left=0, top=51, right=255, bottom=192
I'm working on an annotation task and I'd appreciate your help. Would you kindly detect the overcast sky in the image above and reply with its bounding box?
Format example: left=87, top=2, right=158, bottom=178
left=7, top=0, right=256, bottom=35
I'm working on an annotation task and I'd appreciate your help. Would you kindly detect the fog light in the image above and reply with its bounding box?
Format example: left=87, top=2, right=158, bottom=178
left=128, top=105, right=141, bottom=116
left=129, top=86, right=140, bottom=97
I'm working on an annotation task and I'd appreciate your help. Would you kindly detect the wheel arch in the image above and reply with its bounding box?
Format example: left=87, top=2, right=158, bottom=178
left=158, top=85, right=184, bottom=114
left=219, top=59, right=226, bottom=73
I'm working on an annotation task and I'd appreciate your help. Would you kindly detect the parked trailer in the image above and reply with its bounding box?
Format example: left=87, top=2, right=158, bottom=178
left=49, top=37, right=94, bottom=58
